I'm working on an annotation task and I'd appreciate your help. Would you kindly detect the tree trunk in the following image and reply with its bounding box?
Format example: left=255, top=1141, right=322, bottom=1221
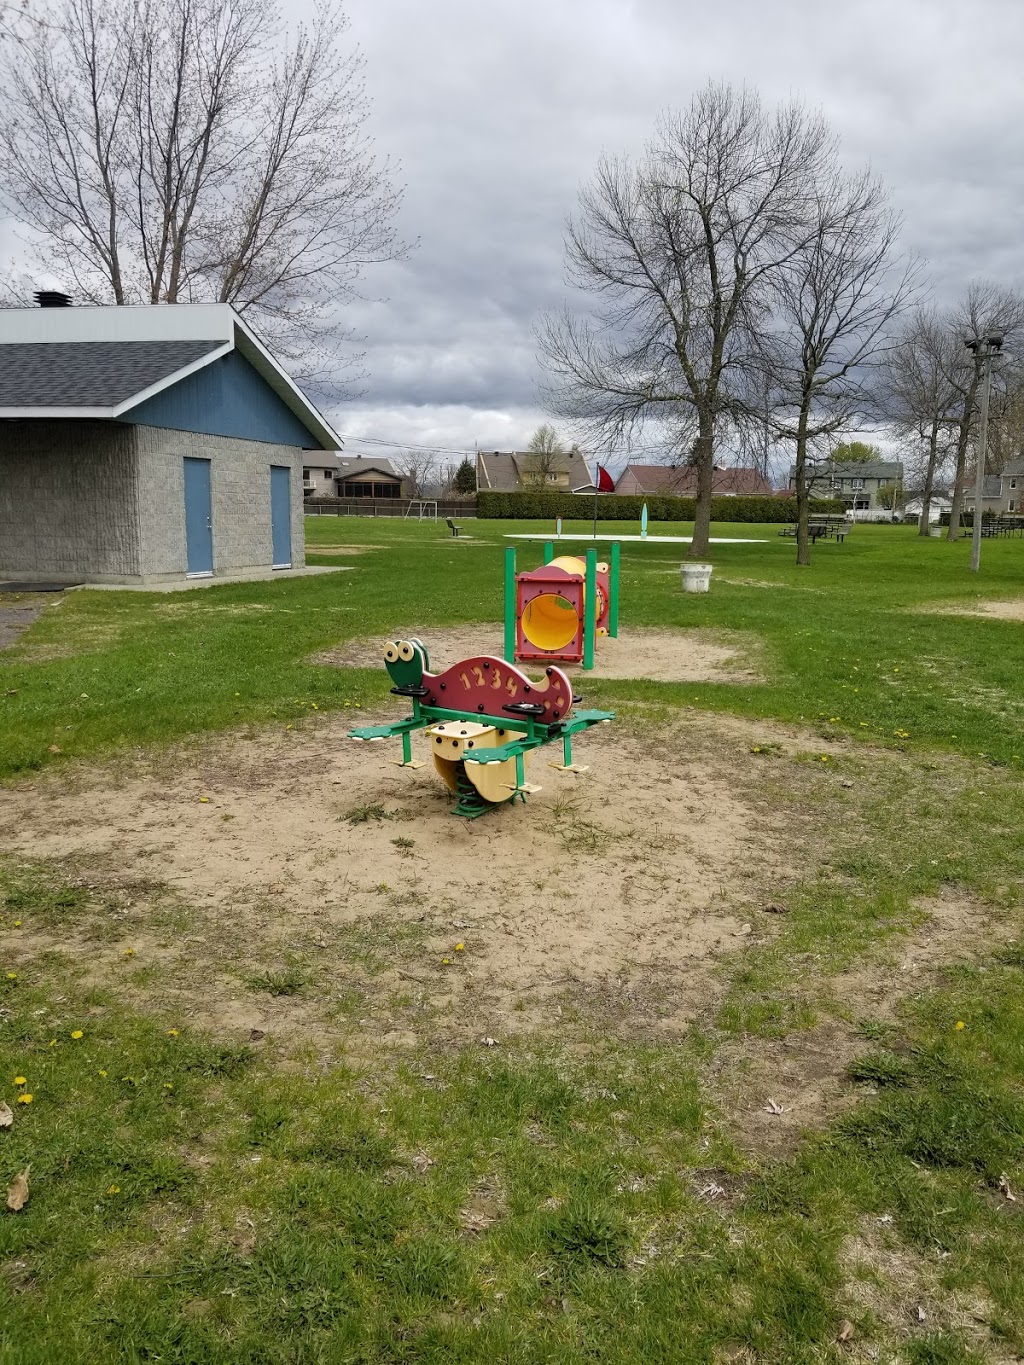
left=918, top=417, right=940, bottom=536
left=689, top=414, right=714, bottom=558
left=947, top=376, right=978, bottom=541
left=794, top=402, right=812, bottom=566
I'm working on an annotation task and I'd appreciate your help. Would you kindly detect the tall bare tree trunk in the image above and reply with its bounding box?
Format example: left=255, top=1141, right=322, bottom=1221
left=794, top=401, right=812, bottom=566
left=947, top=375, right=979, bottom=541
left=919, top=416, right=940, bottom=536
left=690, top=415, right=714, bottom=557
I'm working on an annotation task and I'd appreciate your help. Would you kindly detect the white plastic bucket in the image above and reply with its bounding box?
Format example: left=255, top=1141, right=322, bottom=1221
left=681, top=563, right=713, bottom=593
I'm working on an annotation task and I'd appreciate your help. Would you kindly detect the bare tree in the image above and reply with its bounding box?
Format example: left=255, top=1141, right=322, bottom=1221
left=879, top=308, right=959, bottom=535
left=0, top=0, right=406, bottom=387
left=759, top=166, right=918, bottom=564
left=522, top=422, right=566, bottom=489
left=988, top=362, right=1024, bottom=473
left=392, top=450, right=439, bottom=500
left=942, top=282, right=1024, bottom=540
left=539, top=83, right=833, bottom=558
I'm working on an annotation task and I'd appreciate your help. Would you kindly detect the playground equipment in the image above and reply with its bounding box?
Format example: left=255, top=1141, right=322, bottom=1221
left=348, top=639, right=614, bottom=818
left=503, top=543, right=620, bottom=671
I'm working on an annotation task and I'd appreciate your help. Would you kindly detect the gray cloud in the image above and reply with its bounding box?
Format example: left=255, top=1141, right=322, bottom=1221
left=326, top=0, right=1024, bottom=456
left=7, top=0, right=1024, bottom=462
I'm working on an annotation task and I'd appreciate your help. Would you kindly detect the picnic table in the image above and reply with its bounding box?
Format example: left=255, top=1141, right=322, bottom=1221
left=778, top=515, right=849, bottom=544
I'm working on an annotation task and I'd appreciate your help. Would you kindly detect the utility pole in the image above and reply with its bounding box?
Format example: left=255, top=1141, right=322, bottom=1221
left=966, top=335, right=1003, bottom=573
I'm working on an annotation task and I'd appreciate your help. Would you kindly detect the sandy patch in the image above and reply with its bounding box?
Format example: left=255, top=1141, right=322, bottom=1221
left=0, top=712, right=790, bottom=1044
left=916, top=598, right=1024, bottom=622
left=311, top=624, right=763, bottom=685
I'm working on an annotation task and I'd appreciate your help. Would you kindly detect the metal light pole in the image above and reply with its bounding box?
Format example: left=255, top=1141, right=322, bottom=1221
left=966, top=335, right=1003, bottom=573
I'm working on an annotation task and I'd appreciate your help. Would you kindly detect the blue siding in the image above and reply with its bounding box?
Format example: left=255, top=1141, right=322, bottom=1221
left=120, top=349, right=320, bottom=448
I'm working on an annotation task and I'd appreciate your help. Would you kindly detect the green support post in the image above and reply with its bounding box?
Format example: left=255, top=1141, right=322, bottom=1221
left=583, top=548, right=597, bottom=670
left=401, top=731, right=413, bottom=766
left=562, top=732, right=573, bottom=768
left=609, top=542, right=620, bottom=638
left=543, top=541, right=554, bottom=564
left=503, top=546, right=517, bottom=662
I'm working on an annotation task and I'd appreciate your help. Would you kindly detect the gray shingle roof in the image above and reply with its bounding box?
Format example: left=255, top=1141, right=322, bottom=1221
left=0, top=340, right=224, bottom=407
left=476, top=449, right=595, bottom=492
left=336, top=457, right=399, bottom=479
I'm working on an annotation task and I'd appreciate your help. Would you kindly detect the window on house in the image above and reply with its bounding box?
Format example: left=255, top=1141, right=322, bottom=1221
left=1010, top=500, right=1016, bottom=511
left=324, top=469, right=334, bottom=479
left=853, top=479, right=864, bottom=490
left=1011, top=479, right=1017, bottom=488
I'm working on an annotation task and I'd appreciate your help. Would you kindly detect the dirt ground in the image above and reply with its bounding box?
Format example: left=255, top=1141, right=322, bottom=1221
left=0, top=594, right=49, bottom=650
left=0, top=709, right=794, bottom=1047
left=916, top=598, right=1024, bottom=622
left=312, top=624, right=763, bottom=685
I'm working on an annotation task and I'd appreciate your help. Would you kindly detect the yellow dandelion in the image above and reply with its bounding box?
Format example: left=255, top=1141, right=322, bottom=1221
left=70, top=1030, right=83, bottom=1039
left=163, top=1083, right=174, bottom=1090
left=441, top=957, right=451, bottom=965
left=14, top=1076, right=26, bottom=1086
left=106, top=1184, right=120, bottom=1195
left=12, top=920, right=21, bottom=928
left=166, top=1028, right=180, bottom=1037
left=198, top=797, right=211, bottom=804
left=17, top=1094, right=32, bottom=1104
left=123, top=948, right=135, bottom=957
left=98, top=1069, right=108, bottom=1077
left=6, top=972, right=17, bottom=980
left=455, top=943, right=465, bottom=952
left=48, top=1039, right=56, bottom=1048
left=955, top=1020, right=966, bottom=1031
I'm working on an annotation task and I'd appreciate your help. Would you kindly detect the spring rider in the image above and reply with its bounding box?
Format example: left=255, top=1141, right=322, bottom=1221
left=348, top=639, right=614, bottom=818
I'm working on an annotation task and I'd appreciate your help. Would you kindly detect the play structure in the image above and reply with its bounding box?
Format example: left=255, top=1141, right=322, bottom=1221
left=504, top=543, right=620, bottom=671
left=348, top=639, right=615, bottom=818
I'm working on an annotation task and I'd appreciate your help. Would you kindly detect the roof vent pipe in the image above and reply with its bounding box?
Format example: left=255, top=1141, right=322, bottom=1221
left=35, top=290, right=72, bottom=308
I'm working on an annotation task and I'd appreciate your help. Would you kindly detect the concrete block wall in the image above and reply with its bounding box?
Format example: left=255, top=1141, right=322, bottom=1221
left=0, top=420, right=141, bottom=581
left=134, top=426, right=306, bottom=581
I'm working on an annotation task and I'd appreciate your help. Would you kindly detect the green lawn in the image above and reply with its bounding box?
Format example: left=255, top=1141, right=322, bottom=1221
left=2, top=518, right=1024, bottom=1362
left=3, top=518, right=1023, bottom=778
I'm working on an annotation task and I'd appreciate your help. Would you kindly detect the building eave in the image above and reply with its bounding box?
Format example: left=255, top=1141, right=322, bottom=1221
left=110, top=341, right=233, bottom=417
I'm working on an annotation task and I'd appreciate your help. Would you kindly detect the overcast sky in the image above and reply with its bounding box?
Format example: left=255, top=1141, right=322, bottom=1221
left=331, top=0, right=1024, bottom=467
left=3, top=0, right=1022, bottom=468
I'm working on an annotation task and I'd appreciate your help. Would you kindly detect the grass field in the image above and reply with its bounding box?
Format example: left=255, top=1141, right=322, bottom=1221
left=2, top=518, right=1024, bottom=1363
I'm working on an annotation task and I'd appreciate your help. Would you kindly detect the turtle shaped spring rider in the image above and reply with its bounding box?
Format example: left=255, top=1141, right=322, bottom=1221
left=348, top=639, right=614, bottom=818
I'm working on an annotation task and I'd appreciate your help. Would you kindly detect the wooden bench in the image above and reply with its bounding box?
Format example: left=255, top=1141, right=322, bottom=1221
left=778, top=516, right=848, bottom=543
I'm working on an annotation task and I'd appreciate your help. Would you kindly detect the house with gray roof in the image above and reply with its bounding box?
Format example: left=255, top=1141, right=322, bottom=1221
left=0, top=299, right=340, bottom=584
left=788, top=459, right=903, bottom=514
left=475, top=449, right=596, bottom=494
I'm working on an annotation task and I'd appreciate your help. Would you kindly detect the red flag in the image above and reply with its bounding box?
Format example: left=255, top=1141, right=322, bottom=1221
left=597, top=464, right=615, bottom=493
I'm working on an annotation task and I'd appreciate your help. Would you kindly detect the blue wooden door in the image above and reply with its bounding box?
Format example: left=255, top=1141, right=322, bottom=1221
left=270, top=465, right=292, bottom=568
left=183, top=457, right=213, bottom=575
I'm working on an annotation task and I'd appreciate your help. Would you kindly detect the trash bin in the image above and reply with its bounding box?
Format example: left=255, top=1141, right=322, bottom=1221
left=681, top=563, right=713, bottom=593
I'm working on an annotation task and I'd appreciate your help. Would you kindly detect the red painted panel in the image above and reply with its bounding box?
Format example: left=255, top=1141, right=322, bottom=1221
left=422, top=656, right=574, bottom=723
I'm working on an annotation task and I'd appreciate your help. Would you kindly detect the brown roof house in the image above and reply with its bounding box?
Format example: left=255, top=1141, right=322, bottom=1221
left=476, top=449, right=596, bottom=494
left=615, top=463, right=773, bottom=497
left=301, top=456, right=405, bottom=500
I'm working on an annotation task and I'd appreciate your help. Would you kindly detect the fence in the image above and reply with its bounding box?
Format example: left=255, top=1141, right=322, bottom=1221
left=304, top=499, right=477, bottom=519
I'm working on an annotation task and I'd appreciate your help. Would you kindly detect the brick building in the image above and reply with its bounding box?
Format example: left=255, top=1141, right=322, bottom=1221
left=0, top=301, right=340, bottom=585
